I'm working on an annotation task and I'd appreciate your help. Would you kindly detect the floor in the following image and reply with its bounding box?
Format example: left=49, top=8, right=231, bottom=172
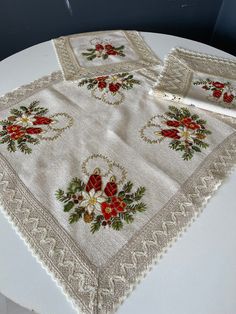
left=0, top=293, right=35, bottom=314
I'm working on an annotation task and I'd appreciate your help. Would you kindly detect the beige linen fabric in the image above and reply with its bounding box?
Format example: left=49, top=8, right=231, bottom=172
left=153, top=47, right=236, bottom=117
left=0, top=68, right=236, bottom=314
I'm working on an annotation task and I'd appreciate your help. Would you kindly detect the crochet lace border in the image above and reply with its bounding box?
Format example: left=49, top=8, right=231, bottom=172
left=153, top=47, right=236, bottom=98
left=0, top=71, right=236, bottom=314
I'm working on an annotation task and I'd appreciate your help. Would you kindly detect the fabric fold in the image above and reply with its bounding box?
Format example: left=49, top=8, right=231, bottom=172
left=153, top=47, right=236, bottom=117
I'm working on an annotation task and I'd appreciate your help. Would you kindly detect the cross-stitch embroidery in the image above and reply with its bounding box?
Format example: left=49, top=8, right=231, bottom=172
left=82, top=42, right=125, bottom=61
left=140, top=106, right=211, bottom=160
left=56, top=154, right=146, bottom=233
left=0, top=101, right=73, bottom=154
left=78, top=73, right=140, bottom=106
left=193, top=78, right=236, bottom=107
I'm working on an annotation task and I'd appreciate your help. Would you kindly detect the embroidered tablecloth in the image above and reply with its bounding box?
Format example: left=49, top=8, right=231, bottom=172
left=1, top=35, right=236, bottom=314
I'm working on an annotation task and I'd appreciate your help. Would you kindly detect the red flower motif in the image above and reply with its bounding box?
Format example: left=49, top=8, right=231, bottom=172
left=96, top=76, right=108, bottom=81
left=166, top=120, right=180, bottom=127
left=161, top=129, right=180, bottom=139
left=223, top=92, right=234, bottom=103
left=10, top=131, right=25, bottom=140
left=213, top=82, right=225, bottom=89
left=33, top=116, right=53, bottom=125
left=6, top=125, right=22, bottom=134
left=107, top=50, right=117, bottom=55
left=101, top=196, right=126, bottom=220
left=180, top=117, right=200, bottom=130
left=181, top=117, right=192, bottom=126
left=186, top=122, right=200, bottom=130
left=109, top=83, right=121, bottom=93
left=101, top=202, right=117, bottom=220
left=95, top=44, right=104, bottom=51
left=213, top=89, right=222, bottom=98
left=98, top=81, right=107, bottom=89
left=26, top=127, right=43, bottom=134
left=104, top=44, right=114, bottom=50
left=111, top=196, right=126, bottom=212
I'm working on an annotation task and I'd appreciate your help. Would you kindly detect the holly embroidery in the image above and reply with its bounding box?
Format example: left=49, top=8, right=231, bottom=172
left=0, top=101, right=73, bottom=154
left=82, top=43, right=125, bottom=61
left=140, top=106, right=211, bottom=160
left=193, top=78, right=236, bottom=107
left=56, top=155, right=146, bottom=233
left=78, top=73, right=140, bottom=106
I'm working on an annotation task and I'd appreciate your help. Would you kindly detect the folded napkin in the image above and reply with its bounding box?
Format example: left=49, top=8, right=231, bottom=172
left=153, top=48, right=236, bottom=117
left=53, top=30, right=161, bottom=80
left=0, top=64, right=236, bottom=314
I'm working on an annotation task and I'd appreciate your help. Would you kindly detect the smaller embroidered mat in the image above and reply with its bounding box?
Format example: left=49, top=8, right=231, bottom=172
left=53, top=30, right=161, bottom=80
left=153, top=48, right=236, bottom=117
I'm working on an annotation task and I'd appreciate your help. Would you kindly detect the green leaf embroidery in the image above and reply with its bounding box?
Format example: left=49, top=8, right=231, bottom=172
left=64, top=201, right=74, bottom=212
left=111, top=217, right=123, bottom=230
left=69, top=208, right=84, bottom=224
left=17, top=141, right=32, bottom=154
left=7, top=141, right=16, bottom=153
left=91, top=215, right=103, bottom=233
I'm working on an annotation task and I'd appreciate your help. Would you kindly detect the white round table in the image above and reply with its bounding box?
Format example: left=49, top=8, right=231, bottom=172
left=0, top=32, right=236, bottom=314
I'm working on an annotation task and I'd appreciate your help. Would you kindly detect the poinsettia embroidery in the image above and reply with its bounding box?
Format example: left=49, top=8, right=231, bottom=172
left=82, top=43, right=125, bottom=61
left=140, top=106, right=211, bottom=160
left=56, top=154, right=146, bottom=233
left=78, top=73, right=140, bottom=106
left=0, top=101, right=73, bottom=154
left=193, top=78, right=236, bottom=107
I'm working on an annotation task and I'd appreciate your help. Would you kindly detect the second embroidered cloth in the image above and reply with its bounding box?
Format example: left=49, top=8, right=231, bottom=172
left=53, top=30, right=161, bottom=80
left=0, top=65, right=236, bottom=314
left=153, top=48, right=236, bottom=117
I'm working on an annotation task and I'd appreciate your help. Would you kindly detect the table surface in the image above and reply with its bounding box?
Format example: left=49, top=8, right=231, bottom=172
left=0, top=32, right=236, bottom=314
